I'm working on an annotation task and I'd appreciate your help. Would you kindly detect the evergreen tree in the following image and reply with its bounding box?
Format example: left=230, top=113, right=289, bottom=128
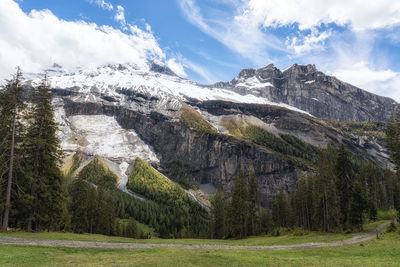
left=259, top=208, right=273, bottom=234
left=247, top=170, right=259, bottom=235
left=70, top=178, right=90, bottom=233
left=22, top=76, right=65, bottom=231
left=335, top=145, right=354, bottom=228
left=385, top=111, right=400, bottom=220
left=313, top=146, right=340, bottom=232
left=272, top=189, right=292, bottom=228
left=210, top=190, right=228, bottom=239
left=0, top=68, right=26, bottom=230
left=229, top=170, right=248, bottom=238
left=349, top=181, right=368, bottom=231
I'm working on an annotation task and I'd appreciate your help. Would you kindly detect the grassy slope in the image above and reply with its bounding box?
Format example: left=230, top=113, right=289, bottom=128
left=127, top=158, right=193, bottom=207
left=220, top=118, right=319, bottom=169
left=180, top=104, right=217, bottom=135
left=78, top=158, right=119, bottom=188
left=0, top=230, right=399, bottom=267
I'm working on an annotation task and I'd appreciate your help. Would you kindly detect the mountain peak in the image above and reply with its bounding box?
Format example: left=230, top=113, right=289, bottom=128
left=149, top=60, right=176, bottom=76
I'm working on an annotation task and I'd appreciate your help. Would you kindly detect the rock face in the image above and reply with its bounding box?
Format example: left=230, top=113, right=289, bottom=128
left=21, top=62, right=395, bottom=204
left=216, top=64, right=399, bottom=122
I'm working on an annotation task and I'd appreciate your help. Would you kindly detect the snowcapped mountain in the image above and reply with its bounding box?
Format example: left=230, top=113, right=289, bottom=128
left=20, top=61, right=394, bottom=203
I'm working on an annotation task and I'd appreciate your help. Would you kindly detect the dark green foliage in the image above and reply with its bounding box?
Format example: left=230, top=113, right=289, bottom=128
left=335, top=145, right=354, bottom=227
left=69, top=178, right=116, bottom=235
left=229, top=170, right=248, bottom=238
left=127, top=158, right=209, bottom=238
left=210, top=190, right=229, bottom=239
left=260, top=208, right=273, bottom=234
left=243, top=125, right=319, bottom=170
left=0, top=68, right=26, bottom=230
left=272, top=190, right=293, bottom=228
left=385, top=111, right=400, bottom=220
left=349, top=181, right=368, bottom=231
left=78, top=158, right=118, bottom=189
left=247, top=170, right=260, bottom=236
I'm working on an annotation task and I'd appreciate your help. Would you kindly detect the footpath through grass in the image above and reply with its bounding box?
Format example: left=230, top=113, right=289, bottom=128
left=0, top=220, right=388, bottom=246
left=0, top=230, right=399, bottom=267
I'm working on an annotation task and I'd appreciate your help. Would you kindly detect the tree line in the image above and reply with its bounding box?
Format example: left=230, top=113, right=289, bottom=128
left=210, top=144, right=400, bottom=239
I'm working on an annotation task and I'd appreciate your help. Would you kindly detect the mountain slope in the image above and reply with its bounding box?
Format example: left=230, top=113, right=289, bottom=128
left=20, top=62, right=394, bottom=203
left=215, top=64, right=399, bottom=122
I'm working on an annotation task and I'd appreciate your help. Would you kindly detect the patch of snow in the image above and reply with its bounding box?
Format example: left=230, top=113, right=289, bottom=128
left=305, top=80, right=315, bottom=84
left=312, top=97, right=320, bottom=102
left=64, top=115, right=159, bottom=163
left=235, top=76, right=274, bottom=89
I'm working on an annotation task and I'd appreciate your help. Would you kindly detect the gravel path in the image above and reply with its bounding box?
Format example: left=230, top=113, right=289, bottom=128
left=0, top=222, right=390, bottom=250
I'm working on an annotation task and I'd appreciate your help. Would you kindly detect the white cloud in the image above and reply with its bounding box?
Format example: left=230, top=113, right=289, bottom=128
left=88, top=0, right=113, bottom=11
left=166, top=58, right=187, bottom=77
left=286, top=29, right=331, bottom=55
left=333, top=62, right=400, bottom=101
left=238, top=0, right=400, bottom=31
left=0, top=0, right=187, bottom=79
left=114, top=5, right=126, bottom=28
left=178, top=0, right=284, bottom=66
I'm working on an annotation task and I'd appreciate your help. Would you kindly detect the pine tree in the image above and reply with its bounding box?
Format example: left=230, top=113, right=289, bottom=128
left=70, top=178, right=90, bottom=233
left=0, top=68, right=25, bottom=230
left=313, top=146, right=340, bottom=232
left=229, top=170, right=248, bottom=238
left=349, top=181, right=368, bottom=231
left=210, top=190, right=228, bottom=239
left=247, top=170, right=259, bottom=235
left=272, top=189, right=292, bottom=228
left=335, top=145, right=353, bottom=228
left=385, top=111, right=400, bottom=220
left=22, top=76, right=65, bottom=231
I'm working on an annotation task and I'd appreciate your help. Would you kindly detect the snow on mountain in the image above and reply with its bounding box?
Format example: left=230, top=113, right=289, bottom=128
left=28, top=62, right=311, bottom=116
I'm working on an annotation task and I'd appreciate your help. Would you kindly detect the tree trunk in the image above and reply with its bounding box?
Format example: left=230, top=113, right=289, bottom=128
left=2, top=113, right=16, bottom=231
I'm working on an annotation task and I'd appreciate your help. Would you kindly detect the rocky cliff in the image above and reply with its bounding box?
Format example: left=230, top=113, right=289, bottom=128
left=215, top=64, right=399, bottom=122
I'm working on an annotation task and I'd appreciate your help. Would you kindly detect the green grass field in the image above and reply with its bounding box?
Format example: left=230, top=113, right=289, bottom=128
left=0, top=230, right=399, bottom=266
left=0, top=220, right=388, bottom=246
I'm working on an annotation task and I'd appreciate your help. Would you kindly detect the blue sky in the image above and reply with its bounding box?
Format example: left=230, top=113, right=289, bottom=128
left=1, top=0, right=400, bottom=100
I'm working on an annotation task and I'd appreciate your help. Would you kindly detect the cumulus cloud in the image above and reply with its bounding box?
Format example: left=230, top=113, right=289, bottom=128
left=0, top=0, right=187, bottom=79
left=333, top=62, right=400, bottom=101
left=238, top=0, right=400, bottom=31
left=87, top=0, right=113, bottom=11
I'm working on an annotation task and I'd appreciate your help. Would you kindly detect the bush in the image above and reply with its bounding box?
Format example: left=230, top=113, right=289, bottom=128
left=377, top=209, right=398, bottom=221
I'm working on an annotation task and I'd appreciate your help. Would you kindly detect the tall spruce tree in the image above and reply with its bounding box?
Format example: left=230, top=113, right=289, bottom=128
left=247, top=170, right=259, bottom=235
left=385, top=111, right=400, bottom=221
left=335, top=145, right=354, bottom=228
left=22, top=76, right=65, bottom=231
left=210, top=190, right=228, bottom=239
left=229, top=170, right=248, bottom=238
left=0, top=68, right=25, bottom=230
left=272, top=189, right=292, bottom=228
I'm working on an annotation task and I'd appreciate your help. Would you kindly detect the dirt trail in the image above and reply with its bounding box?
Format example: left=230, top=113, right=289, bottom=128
left=0, top=222, right=390, bottom=250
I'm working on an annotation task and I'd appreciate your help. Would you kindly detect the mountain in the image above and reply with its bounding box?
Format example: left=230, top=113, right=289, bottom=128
left=22, top=62, right=394, bottom=205
left=214, top=63, right=399, bottom=122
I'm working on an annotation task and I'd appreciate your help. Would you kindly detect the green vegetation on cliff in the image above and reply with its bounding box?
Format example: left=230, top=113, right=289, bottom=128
left=221, top=117, right=319, bottom=169
left=180, top=104, right=217, bottom=134
left=78, top=158, right=119, bottom=189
